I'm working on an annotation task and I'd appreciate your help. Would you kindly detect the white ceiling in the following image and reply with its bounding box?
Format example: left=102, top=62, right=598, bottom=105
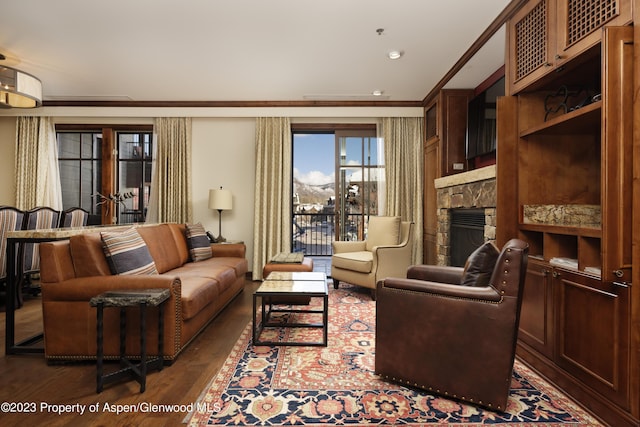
left=0, top=0, right=510, bottom=103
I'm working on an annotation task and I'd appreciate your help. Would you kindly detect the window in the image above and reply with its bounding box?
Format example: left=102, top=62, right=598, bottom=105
left=57, top=126, right=153, bottom=224
left=57, top=132, right=102, bottom=222
left=117, top=132, right=153, bottom=223
left=336, top=130, right=383, bottom=241
left=291, top=125, right=382, bottom=255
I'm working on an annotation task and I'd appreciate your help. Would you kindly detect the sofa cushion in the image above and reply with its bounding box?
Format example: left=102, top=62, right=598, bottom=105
left=179, top=276, right=219, bottom=320
left=332, top=251, right=373, bottom=273
left=101, top=228, right=158, bottom=276
left=70, top=233, right=112, bottom=277
left=185, top=223, right=213, bottom=262
left=366, top=216, right=401, bottom=251
left=168, top=223, right=190, bottom=266
left=461, top=241, right=500, bottom=287
left=137, top=224, right=185, bottom=273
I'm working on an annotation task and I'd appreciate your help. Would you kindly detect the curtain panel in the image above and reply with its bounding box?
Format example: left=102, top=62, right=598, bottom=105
left=148, top=117, right=193, bottom=224
left=252, top=117, right=292, bottom=280
left=381, top=117, right=424, bottom=264
left=14, top=116, right=63, bottom=210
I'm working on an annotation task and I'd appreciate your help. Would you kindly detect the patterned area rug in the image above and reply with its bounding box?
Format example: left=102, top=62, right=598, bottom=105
left=187, top=284, right=602, bottom=426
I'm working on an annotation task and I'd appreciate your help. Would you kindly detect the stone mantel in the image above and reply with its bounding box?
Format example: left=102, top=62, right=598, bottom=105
left=434, top=164, right=496, bottom=189
left=434, top=164, right=497, bottom=266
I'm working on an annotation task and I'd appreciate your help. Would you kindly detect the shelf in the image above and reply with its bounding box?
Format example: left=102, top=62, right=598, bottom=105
left=519, top=101, right=602, bottom=137
left=519, top=223, right=601, bottom=238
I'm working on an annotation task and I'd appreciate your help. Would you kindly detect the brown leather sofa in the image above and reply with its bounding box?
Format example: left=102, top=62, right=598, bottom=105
left=39, top=223, right=248, bottom=363
left=375, top=239, right=529, bottom=411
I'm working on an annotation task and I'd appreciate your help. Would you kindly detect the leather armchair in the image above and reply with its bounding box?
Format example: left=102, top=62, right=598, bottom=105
left=375, top=239, right=529, bottom=411
left=331, top=216, right=414, bottom=298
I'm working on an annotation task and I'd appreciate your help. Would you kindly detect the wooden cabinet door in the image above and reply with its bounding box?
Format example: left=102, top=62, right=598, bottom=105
left=600, top=25, right=633, bottom=284
left=554, top=268, right=630, bottom=409
left=440, top=90, right=473, bottom=176
left=555, top=0, right=632, bottom=67
left=518, top=259, right=554, bottom=358
left=507, top=0, right=554, bottom=94
left=508, top=0, right=632, bottom=94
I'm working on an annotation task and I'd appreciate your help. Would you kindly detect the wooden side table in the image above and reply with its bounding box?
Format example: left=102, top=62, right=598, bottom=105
left=89, top=288, right=170, bottom=393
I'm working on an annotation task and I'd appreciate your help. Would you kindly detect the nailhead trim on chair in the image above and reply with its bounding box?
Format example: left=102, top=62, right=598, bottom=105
left=377, top=373, right=502, bottom=411
left=383, top=286, right=504, bottom=305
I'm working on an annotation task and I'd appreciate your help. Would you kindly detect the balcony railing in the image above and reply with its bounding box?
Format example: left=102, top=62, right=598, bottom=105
left=292, top=213, right=334, bottom=255
left=292, top=213, right=364, bottom=256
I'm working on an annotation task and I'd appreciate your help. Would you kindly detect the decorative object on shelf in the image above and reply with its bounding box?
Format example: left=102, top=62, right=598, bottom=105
left=208, top=187, right=233, bottom=243
left=94, top=192, right=135, bottom=219
left=522, top=204, right=601, bottom=228
left=544, top=86, right=597, bottom=121
left=544, top=85, right=571, bottom=120
left=0, top=55, right=42, bottom=109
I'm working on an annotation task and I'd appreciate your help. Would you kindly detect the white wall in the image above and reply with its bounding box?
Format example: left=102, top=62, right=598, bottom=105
left=0, top=105, right=423, bottom=273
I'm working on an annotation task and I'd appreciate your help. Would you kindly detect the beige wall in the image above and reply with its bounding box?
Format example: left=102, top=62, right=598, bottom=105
left=192, top=117, right=256, bottom=265
left=0, top=106, right=422, bottom=272
left=0, top=117, right=17, bottom=205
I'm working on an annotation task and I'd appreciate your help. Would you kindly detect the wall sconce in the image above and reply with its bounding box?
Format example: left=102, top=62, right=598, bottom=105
left=208, top=187, right=233, bottom=243
left=0, top=64, right=42, bottom=108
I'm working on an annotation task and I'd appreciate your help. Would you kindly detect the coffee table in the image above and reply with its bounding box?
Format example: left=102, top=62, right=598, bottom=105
left=252, top=272, right=328, bottom=346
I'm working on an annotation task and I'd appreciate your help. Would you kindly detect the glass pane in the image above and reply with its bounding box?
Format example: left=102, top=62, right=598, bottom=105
left=89, top=160, right=102, bottom=214
left=339, top=137, right=363, bottom=166
left=58, top=133, right=81, bottom=158
left=59, top=160, right=80, bottom=208
left=94, top=135, right=102, bottom=159
left=80, top=160, right=94, bottom=213
left=119, top=133, right=143, bottom=160
left=143, top=133, right=152, bottom=159
left=81, top=133, right=93, bottom=159
left=120, top=161, right=142, bottom=190
left=144, top=160, right=152, bottom=184
left=365, top=137, right=378, bottom=165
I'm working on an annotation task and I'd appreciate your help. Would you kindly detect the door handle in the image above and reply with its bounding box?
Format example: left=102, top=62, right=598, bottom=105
left=613, top=281, right=630, bottom=289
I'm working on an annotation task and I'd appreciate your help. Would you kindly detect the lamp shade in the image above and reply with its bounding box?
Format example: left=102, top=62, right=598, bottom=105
left=0, top=65, right=42, bottom=108
left=209, top=188, right=233, bottom=210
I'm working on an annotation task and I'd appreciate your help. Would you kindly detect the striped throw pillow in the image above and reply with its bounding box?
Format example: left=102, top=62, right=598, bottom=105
left=185, top=223, right=213, bottom=262
left=101, top=228, right=158, bottom=275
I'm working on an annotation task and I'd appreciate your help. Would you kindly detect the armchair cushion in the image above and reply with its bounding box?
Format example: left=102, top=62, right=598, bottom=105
left=365, top=216, right=400, bottom=251
left=461, top=241, right=499, bottom=286
left=332, top=251, right=373, bottom=273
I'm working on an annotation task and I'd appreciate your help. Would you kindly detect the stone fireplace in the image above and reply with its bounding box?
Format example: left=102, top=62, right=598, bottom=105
left=434, top=165, right=497, bottom=266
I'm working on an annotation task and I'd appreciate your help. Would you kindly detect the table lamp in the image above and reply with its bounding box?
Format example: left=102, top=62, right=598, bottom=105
left=208, top=187, right=233, bottom=242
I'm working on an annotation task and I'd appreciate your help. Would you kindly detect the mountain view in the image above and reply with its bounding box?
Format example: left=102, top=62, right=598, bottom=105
left=293, top=177, right=334, bottom=206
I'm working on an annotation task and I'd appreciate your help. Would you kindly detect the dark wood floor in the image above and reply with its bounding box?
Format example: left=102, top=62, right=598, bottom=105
left=0, top=280, right=261, bottom=427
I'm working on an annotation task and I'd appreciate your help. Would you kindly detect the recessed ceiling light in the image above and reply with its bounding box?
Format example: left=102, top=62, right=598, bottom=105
left=372, top=90, right=383, bottom=96
left=388, top=50, right=403, bottom=60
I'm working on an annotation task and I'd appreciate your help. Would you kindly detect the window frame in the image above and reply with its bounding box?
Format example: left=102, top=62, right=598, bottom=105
left=55, top=124, right=153, bottom=224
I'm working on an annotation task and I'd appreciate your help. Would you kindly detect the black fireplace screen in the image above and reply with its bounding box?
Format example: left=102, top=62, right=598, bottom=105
left=450, top=209, right=485, bottom=267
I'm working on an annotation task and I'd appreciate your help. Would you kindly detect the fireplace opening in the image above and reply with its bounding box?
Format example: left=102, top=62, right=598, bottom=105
left=450, top=208, right=486, bottom=267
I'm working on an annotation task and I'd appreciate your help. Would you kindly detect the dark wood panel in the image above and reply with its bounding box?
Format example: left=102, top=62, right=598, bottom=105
left=518, top=259, right=553, bottom=358
left=555, top=268, right=630, bottom=409
left=440, top=89, right=473, bottom=176
left=495, top=96, right=519, bottom=247
left=44, top=100, right=423, bottom=108
left=101, top=128, right=115, bottom=225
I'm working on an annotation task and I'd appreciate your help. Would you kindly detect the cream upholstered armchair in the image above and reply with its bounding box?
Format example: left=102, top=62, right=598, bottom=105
left=331, top=216, right=414, bottom=298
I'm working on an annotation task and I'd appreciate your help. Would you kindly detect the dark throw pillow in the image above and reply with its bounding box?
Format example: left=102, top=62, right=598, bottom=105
left=101, top=228, right=158, bottom=275
left=185, top=222, right=213, bottom=262
left=460, top=241, right=500, bottom=286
